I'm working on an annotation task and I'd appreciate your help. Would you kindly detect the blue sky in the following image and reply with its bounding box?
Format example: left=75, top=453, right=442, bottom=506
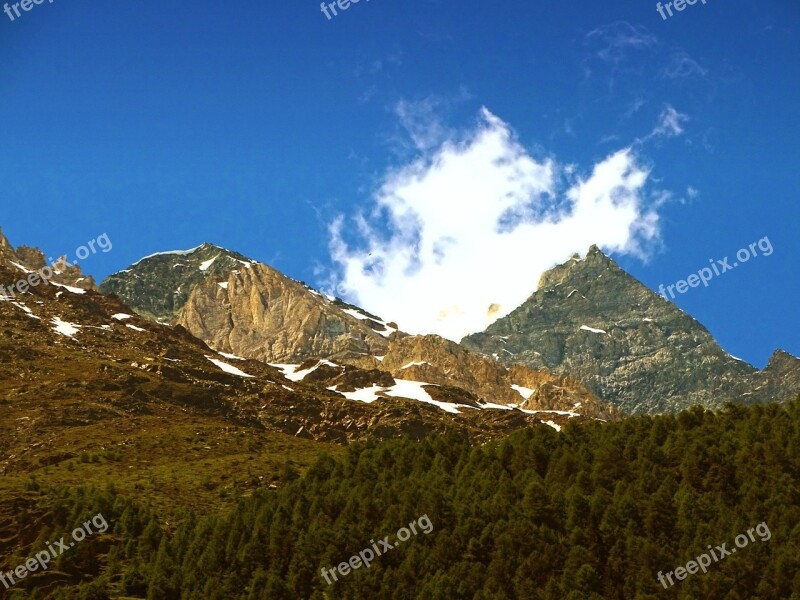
left=0, top=0, right=797, bottom=366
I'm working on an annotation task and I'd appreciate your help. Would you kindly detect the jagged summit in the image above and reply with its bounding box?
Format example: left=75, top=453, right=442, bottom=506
left=128, top=242, right=236, bottom=267
left=0, top=227, right=96, bottom=291
left=100, top=244, right=400, bottom=361
left=99, top=243, right=258, bottom=323
left=463, top=246, right=800, bottom=414
left=537, top=244, right=618, bottom=290
left=768, top=349, right=800, bottom=366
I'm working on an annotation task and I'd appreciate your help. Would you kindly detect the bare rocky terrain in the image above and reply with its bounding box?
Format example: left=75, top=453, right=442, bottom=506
left=462, top=245, right=800, bottom=414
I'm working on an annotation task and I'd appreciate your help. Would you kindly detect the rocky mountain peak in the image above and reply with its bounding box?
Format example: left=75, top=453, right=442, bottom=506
left=536, top=245, right=619, bottom=291
left=769, top=349, right=798, bottom=364
left=764, top=349, right=800, bottom=374
left=100, top=244, right=400, bottom=362
left=464, top=246, right=799, bottom=414
left=0, top=229, right=96, bottom=290
left=99, top=243, right=258, bottom=323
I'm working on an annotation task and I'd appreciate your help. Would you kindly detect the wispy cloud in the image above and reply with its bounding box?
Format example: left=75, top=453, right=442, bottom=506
left=585, top=21, right=657, bottom=65
left=652, top=105, right=689, bottom=138
left=392, top=97, right=453, bottom=153
left=624, top=97, right=647, bottom=119
left=387, top=89, right=473, bottom=154
left=662, top=50, right=708, bottom=80
left=635, top=105, right=690, bottom=145
left=329, top=108, right=665, bottom=341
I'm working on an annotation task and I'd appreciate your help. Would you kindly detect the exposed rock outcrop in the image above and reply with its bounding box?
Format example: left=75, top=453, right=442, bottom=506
left=463, top=246, right=800, bottom=414
left=178, top=263, right=392, bottom=363
left=0, top=228, right=96, bottom=291
left=341, top=334, right=619, bottom=421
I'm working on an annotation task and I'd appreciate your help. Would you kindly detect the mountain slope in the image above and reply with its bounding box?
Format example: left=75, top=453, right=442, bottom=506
left=100, top=244, right=395, bottom=362
left=462, top=245, right=800, bottom=414
left=100, top=244, right=618, bottom=422
left=177, top=262, right=394, bottom=362
left=341, top=333, right=619, bottom=421
left=1, top=227, right=612, bottom=473
left=98, top=243, right=257, bottom=323
left=0, top=227, right=96, bottom=291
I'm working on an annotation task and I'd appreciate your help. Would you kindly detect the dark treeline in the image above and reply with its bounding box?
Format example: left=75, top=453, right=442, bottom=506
left=8, top=399, right=800, bottom=599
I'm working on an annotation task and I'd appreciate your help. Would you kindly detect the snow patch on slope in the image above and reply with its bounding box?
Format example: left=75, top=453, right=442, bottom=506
left=269, top=360, right=340, bottom=382
left=51, top=282, right=86, bottom=295
left=206, top=356, right=254, bottom=378
left=511, top=384, right=535, bottom=400
left=130, top=246, right=204, bottom=267
left=580, top=325, right=607, bottom=334
left=199, top=256, right=218, bottom=271
left=51, top=317, right=80, bottom=338
left=340, top=307, right=398, bottom=337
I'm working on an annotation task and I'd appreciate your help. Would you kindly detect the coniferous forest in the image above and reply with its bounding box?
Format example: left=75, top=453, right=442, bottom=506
left=5, top=399, right=800, bottom=599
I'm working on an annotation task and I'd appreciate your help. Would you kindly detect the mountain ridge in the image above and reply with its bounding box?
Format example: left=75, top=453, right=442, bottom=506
left=463, top=245, right=799, bottom=414
left=96, top=239, right=616, bottom=421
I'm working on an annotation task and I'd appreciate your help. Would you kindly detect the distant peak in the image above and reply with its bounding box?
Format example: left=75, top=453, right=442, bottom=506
left=584, top=244, right=615, bottom=264
left=0, top=226, right=14, bottom=253
left=127, top=243, right=245, bottom=268
left=768, top=349, right=800, bottom=366
left=537, top=245, right=618, bottom=290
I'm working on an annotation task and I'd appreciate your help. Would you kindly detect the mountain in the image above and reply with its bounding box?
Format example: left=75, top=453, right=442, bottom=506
left=98, top=243, right=257, bottom=323
left=100, top=243, right=394, bottom=360
left=462, top=245, right=800, bottom=414
left=0, top=227, right=614, bottom=489
left=0, top=227, right=96, bottom=292
left=1, top=258, right=589, bottom=456
left=99, top=243, right=616, bottom=422
left=341, top=333, right=620, bottom=421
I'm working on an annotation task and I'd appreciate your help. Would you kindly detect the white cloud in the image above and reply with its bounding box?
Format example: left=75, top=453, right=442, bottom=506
left=651, top=105, right=689, bottom=138
left=389, top=90, right=472, bottom=153
left=393, top=97, right=452, bottom=152
left=329, top=108, right=662, bottom=342
left=585, top=22, right=657, bottom=65
left=662, top=50, right=708, bottom=80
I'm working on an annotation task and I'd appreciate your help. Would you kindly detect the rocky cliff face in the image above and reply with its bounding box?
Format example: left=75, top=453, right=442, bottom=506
left=462, top=245, right=800, bottom=414
left=0, top=228, right=96, bottom=291
left=99, top=243, right=257, bottom=322
left=342, top=334, right=619, bottom=421
left=99, top=242, right=620, bottom=423
left=100, top=244, right=397, bottom=362
left=177, top=262, right=393, bottom=363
